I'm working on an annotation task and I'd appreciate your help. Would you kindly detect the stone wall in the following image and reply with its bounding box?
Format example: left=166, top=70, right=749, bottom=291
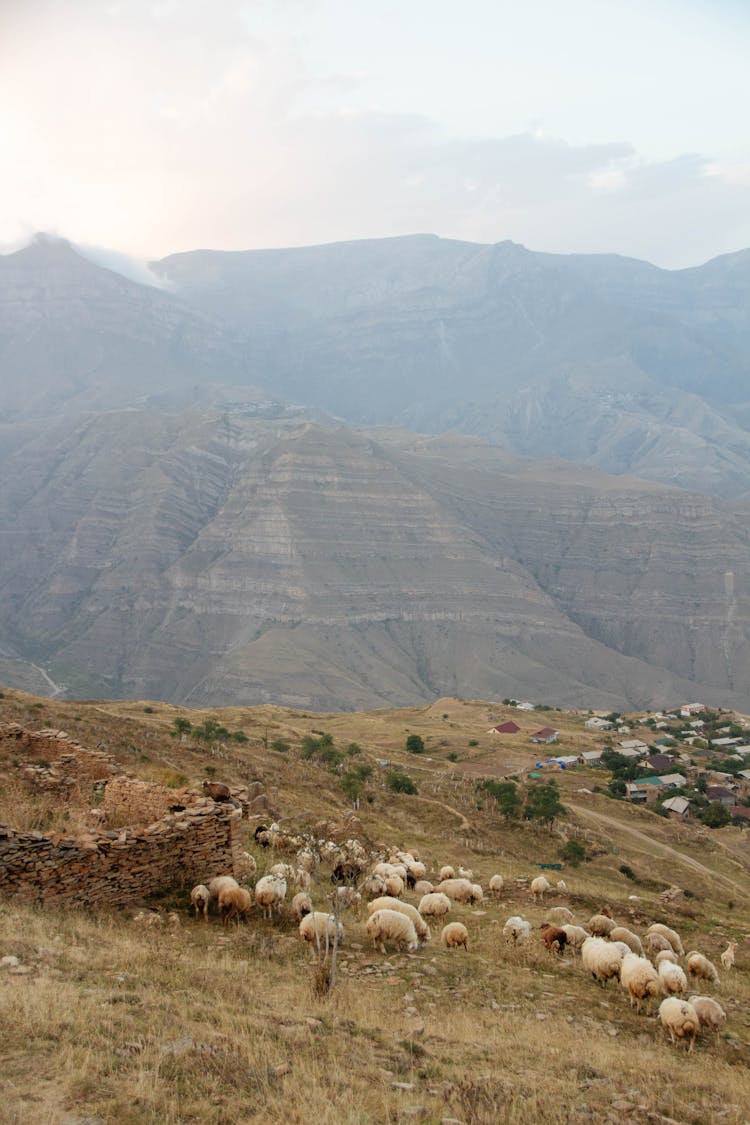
left=2, top=722, right=118, bottom=796
left=0, top=802, right=246, bottom=908
left=102, top=775, right=194, bottom=826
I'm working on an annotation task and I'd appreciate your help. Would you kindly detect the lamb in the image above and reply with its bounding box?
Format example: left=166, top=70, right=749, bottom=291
left=562, top=924, right=588, bottom=953
left=655, top=949, right=679, bottom=966
left=291, top=891, right=313, bottom=922
left=686, top=951, right=720, bottom=984
left=530, top=875, right=551, bottom=901
left=581, top=936, right=624, bottom=987
left=254, top=874, right=287, bottom=919
left=470, top=883, right=484, bottom=904
left=489, top=874, right=504, bottom=896
left=659, top=997, right=700, bottom=1052
left=587, top=913, right=616, bottom=937
left=690, top=995, right=727, bottom=1038
left=366, top=897, right=430, bottom=944
left=442, top=922, right=469, bottom=950
left=218, top=886, right=253, bottom=926
left=540, top=923, right=568, bottom=954
left=620, top=952, right=660, bottom=1013
left=609, top=926, right=644, bottom=956
left=190, top=884, right=210, bottom=921
left=556, top=880, right=567, bottom=892
left=503, top=915, right=532, bottom=944
left=366, top=908, right=419, bottom=954
left=436, top=878, right=480, bottom=904
left=457, top=866, right=474, bottom=880
left=438, top=865, right=455, bottom=881
left=418, top=892, right=452, bottom=923
left=720, top=941, right=737, bottom=971
left=546, top=906, right=574, bottom=925
left=647, top=923, right=684, bottom=956
left=414, top=880, right=433, bottom=896
left=299, top=911, right=343, bottom=952
left=658, top=960, right=687, bottom=996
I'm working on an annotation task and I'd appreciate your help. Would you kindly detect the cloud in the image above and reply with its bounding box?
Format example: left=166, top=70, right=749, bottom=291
left=0, top=0, right=748, bottom=267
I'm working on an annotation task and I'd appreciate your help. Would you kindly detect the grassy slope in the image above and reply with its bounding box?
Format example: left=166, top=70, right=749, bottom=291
left=1, top=689, right=750, bottom=1124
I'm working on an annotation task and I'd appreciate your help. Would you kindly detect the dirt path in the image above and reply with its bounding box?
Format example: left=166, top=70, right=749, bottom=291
left=570, top=802, right=750, bottom=900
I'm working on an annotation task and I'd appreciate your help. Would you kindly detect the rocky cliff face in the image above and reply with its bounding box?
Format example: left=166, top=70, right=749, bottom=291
left=2, top=413, right=749, bottom=711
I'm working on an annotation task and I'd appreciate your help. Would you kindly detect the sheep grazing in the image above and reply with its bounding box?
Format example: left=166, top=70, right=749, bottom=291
left=655, top=949, right=679, bottom=966
left=269, top=862, right=295, bottom=881
left=581, top=937, right=624, bottom=987
left=218, top=886, right=253, bottom=926
left=254, top=874, right=287, bottom=920
left=438, top=865, right=455, bottom=882
left=659, top=997, right=700, bottom=1053
left=546, top=906, right=574, bottom=925
left=530, top=875, right=551, bottom=901
left=333, top=886, right=361, bottom=912
left=556, top=880, right=567, bottom=892
left=442, top=922, right=469, bottom=950
left=299, top=912, right=343, bottom=952
left=620, top=952, right=660, bottom=1013
left=414, top=880, right=433, bottom=896
left=436, top=878, right=480, bottom=905
left=470, top=883, right=484, bottom=904
left=690, top=995, right=727, bottom=1038
left=609, top=927, right=644, bottom=956
left=384, top=874, right=405, bottom=898
left=645, top=931, right=673, bottom=955
left=562, top=924, right=588, bottom=953
left=658, top=960, right=687, bottom=997
left=366, top=909, right=419, bottom=954
left=418, top=892, right=452, bottom=923
left=207, top=875, right=239, bottom=906
left=686, top=951, right=720, bottom=985
left=587, top=913, right=616, bottom=938
left=362, top=874, right=388, bottom=899
left=540, top=923, right=568, bottom=955
left=647, top=923, right=684, bottom=957
left=720, top=941, right=737, bottom=971
left=503, top=916, right=532, bottom=944
left=489, top=874, right=504, bottom=896
left=190, top=884, right=210, bottom=921
left=457, top=866, right=474, bottom=881
left=291, top=892, right=313, bottom=922
left=366, top=897, right=430, bottom=944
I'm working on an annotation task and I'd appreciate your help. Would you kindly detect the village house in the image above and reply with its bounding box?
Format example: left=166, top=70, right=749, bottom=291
left=619, top=739, right=648, bottom=753
left=530, top=727, right=559, bottom=745
left=645, top=753, right=674, bottom=772
left=584, top=716, right=612, bottom=731
left=625, top=782, right=648, bottom=803
left=488, top=720, right=521, bottom=735
left=662, top=795, right=691, bottom=819
left=657, top=773, right=687, bottom=789
left=705, top=785, right=737, bottom=808
left=579, top=749, right=604, bottom=766
left=680, top=703, right=706, bottom=717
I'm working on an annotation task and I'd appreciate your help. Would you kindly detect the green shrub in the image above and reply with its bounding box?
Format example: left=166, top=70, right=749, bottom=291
left=406, top=734, right=425, bottom=754
left=271, top=739, right=290, bottom=753
left=560, top=839, right=586, bottom=866
left=386, top=770, right=418, bottom=795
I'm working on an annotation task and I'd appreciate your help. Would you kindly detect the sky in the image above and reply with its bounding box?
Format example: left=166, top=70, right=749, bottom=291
left=1, top=0, right=749, bottom=268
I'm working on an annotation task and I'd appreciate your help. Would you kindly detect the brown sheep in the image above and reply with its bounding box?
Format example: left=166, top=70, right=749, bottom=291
left=540, top=923, right=568, bottom=954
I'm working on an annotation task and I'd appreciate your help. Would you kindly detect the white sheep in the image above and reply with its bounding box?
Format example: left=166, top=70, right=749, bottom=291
left=556, top=880, right=567, bottom=892
left=437, top=878, right=481, bottom=904
left=530, top=875, right=551, bottom=901
left=413, top=880, right=433, bottom=896
left=470, top=883, right=484, bottom=904
left=333, top=886, right=361, bottom=912
left=362, top=874, right=388, bottom=899
left=690, top=995, right=727, bottom=1038
left=438, top=865, right=455, bottom=881
left=620, top=952, right=660, bottom=1013
left=658, top=960, right=687, bottom=996
left=299, top=911, right=343, bottom=953
left=254, top=874, right=287, bottom=919
left=647, top=923, right=684, bottom=956
left=645, top=931, right=673, bottom=955
left=503, top=915, right=532, bottom=944
left=609, top=926, right=644, bottom=956
left=659, top=997, right=700, bottom=1052
left=367, top=897, right=430, bottom=944
left=418, top=892, right=452, bottom=923
left=207, top=875, right=239, bottom=906
left=190, top=884, right=210, bottom=921
left=269, top=862, right=294, bottom=881
left=720, top=941, right=737, bottom=971
left=217, top=885, right=253, bottom=926
left=546, top=906, right=574, bottom=925
left=587, top=913, right=616, bottom=937
left=686, top=951, right=720, bottom=984
left=442, top=922, right=469, bottom=950
left=562, top=924, right=588, bottom=953
left=366, top=908, right=419, bottom=954
left=384, top=874, right=405, bottom=898
left=581, top=936, right=624, bottom=987
left=291, top=891, right=313, bottom=922
left=457, top=866, right=474, bottom=880
left=655, top=949, right=679, bottom=966
left=488, top=874, right=504, bottom=896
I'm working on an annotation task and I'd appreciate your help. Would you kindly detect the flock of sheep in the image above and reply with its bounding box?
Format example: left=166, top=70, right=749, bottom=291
left=188, top=838, right=737, bottom=1054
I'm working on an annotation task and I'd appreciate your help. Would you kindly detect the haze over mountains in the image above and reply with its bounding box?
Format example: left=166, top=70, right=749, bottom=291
left=1, top=232, right=749, bottom=711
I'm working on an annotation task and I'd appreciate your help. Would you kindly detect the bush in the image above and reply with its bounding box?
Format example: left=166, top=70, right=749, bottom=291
left=481, top=779, right=522, bottom=820
left=270, top=739, right=290, bottom=753
left=560, top=840, right=586, bottom=866
left=468, top=740, right=479, bottom=747
left=406, top=734, right=425, bottom=754
left=447, top=752, right=459, bottom=762
left=386, top=770, right=418, bottom=795
left=701, top=802, right=731, bottom=829
left=619, top=864, right=636, bottom=881
left=143, top=705, right=155, bottom=713
left=524, top=780, right=565, bottom=828
left=230, top=731, right=248, bottom=743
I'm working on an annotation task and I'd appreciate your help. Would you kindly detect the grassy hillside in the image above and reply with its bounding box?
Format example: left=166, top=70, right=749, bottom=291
left=1, top=689, right=750, bottom=1124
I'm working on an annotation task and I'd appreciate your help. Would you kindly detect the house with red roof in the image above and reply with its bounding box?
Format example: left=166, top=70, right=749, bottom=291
left=530, top=727, right=559, bottom=745
left=488, top=720, right=521, bottom=735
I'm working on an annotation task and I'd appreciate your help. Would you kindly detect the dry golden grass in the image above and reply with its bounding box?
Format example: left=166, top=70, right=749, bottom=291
left=2, top=688, right=750, bottom=1122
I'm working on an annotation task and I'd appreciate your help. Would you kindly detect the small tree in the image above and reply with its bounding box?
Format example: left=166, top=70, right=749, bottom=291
left=170, top=717, right=192, bottom=738
left=386, top=770, right=418, bottom=795
left=560, top=839, right=586, bottom=866
left=701, top=801, right=731, bottom=829
left=405, top=734, right=425, bottom=755
left=524, top=780, right=565, bottom=829
left=480, top=780, right=522, bottom=820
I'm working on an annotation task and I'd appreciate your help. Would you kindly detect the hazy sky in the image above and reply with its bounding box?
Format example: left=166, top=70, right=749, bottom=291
left=2, top=0, right=749, bottom=266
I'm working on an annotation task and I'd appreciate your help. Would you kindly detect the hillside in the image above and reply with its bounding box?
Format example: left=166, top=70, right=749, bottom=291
left=3, top=415, right=750, bottom=712
left=1, top=689, right=750, bottom=1124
